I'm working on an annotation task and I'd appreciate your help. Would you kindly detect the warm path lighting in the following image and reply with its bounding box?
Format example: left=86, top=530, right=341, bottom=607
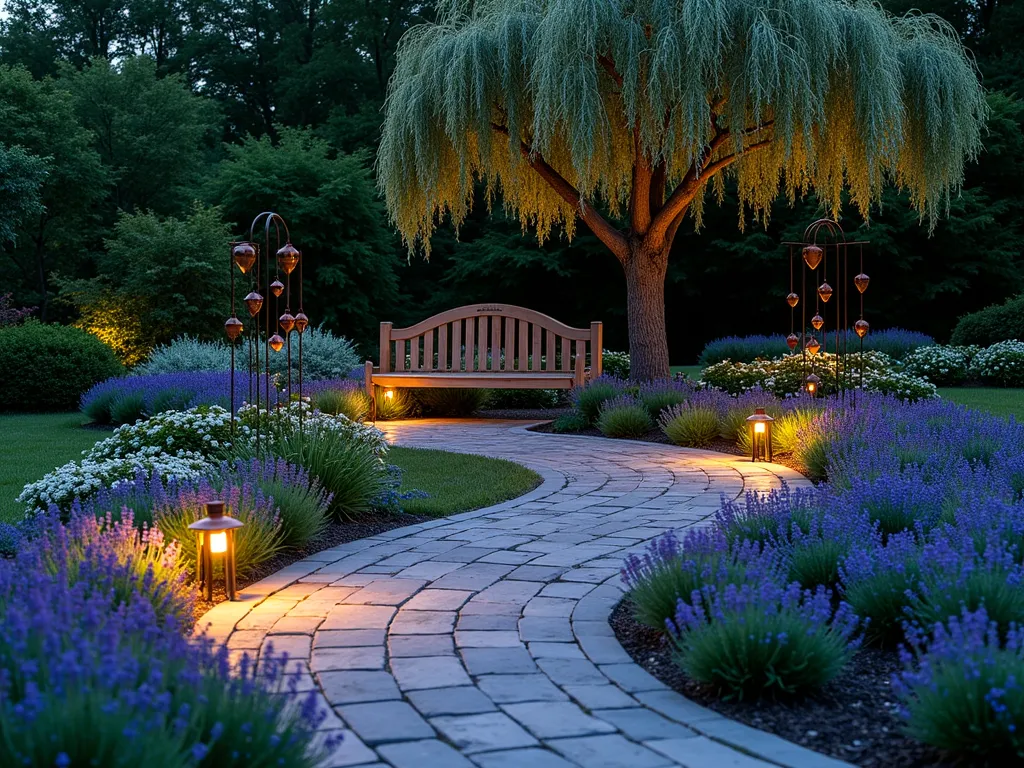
left=384, top=389, right=395, bottom=401
left=747, top=408, right=774, bottom=462
left=189, top=500, right=244, bottom=601
left=805, top=373, right=821, bottom=396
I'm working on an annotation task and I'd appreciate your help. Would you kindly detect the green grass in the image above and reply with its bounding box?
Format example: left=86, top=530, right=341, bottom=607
left=0, top=413, right=103, bottom=523
left=670, top=365, right=703, bottom=380
left=0, top=413, right=543, bottom=524
left=390, top=446, right=541, bottom=517
left=939, top=388, right=1024, bottom=420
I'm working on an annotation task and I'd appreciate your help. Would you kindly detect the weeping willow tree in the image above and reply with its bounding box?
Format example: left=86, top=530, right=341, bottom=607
left=378, top=0, right=987, bottom=379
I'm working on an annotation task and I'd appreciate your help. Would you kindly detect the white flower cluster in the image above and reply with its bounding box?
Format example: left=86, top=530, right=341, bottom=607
left=602, top=349, right=631, bottom=378
left=969, top=340, right=1024, bottom=387
left=900, top=345, right=976, bottom=386
left=17, top=451, right=210, bottom=513
left=238, top=400, right=390, bottom=459
left=87, top=406, right=246, bottom=462
left=858, top=369, right=939, bottom=401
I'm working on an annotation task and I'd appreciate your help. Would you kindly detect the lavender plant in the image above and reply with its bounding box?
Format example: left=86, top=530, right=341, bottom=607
left=658, top=401, right=721, bottom=448
left=596, top=395, right=653, bottom=438
left=572, top=376, right=628, bottom=424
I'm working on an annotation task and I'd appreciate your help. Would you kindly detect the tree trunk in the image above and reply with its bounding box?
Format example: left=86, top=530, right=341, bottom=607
left=623, top=241, right=670, bottom=380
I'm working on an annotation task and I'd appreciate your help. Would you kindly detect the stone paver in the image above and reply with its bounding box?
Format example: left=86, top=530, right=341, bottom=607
left=199, top=420, right=842, bottom=767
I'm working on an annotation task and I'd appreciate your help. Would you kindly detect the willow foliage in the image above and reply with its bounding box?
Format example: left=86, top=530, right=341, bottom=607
left=379, top=0, right=986, bottom=253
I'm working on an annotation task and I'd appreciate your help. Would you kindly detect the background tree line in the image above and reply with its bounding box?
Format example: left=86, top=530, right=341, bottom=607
left=1, top=0, right=1023, bottom=363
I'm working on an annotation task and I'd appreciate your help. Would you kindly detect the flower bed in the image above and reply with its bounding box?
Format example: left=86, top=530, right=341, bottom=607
left=618, top=394, right=1024, bottom=762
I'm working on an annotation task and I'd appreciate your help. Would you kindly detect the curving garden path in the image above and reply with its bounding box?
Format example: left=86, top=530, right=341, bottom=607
left=199, top=420, right=850, bottom=768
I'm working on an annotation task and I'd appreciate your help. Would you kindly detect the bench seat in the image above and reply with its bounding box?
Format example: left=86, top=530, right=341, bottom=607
left=371, top=371, right=578, bottom=390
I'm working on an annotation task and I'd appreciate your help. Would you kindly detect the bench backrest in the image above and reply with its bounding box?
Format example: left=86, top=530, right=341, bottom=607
left=379, top=304, right=602, bottom=377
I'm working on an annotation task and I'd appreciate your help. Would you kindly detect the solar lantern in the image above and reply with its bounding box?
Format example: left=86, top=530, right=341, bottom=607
left=746, top=408, right=775, bottom=463
left=189, top=500, right=244, bottom=601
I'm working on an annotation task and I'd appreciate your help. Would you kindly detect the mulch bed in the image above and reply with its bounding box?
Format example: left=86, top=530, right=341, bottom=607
left=527, top=421, right=809, bottom=477
left=610, top=600, right=951, bottom=767
left=192, top=510, right=430, bottom=622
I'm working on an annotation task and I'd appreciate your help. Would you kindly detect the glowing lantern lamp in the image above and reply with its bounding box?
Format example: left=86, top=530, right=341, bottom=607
left=384, top=389, right=396, bottom=401
left=805, top=373, right=821, bottom=397
left=189, top=500, right=244, bottom=601
left=746, top=408, right=774, bottom=463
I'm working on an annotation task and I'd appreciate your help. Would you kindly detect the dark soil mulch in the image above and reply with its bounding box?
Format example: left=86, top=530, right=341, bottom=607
left=610, top=600, right=952, bottom=767
left=527, top=421, right=809, bottom=478
left=192, top=510, right=430, bottom=622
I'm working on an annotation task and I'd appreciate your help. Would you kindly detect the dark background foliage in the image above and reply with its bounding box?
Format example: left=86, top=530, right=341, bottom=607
left=1, top=0, right=1023, bottom=362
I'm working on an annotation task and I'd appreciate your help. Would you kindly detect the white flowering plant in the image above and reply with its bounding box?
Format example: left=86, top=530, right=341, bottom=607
left=901, top=345, right=976, bottom=386
left=87, top=406, right=244, bottom=462
left=602, top=350, right=631, bottom=378
left=18, top=452, right=210, bottom=514
left=238, top=400, right=390, bottom=460
left=970, top=340, right=1024, bottom=387
left=702, top=351, right=934, bottom=400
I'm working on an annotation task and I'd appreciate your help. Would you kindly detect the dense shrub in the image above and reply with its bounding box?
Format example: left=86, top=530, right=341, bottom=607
left=413, top=387, right=489, bottom=416
left=602, top=349, right=631, bottom=378
left=895, top=609, right=1024, bottom=758
left=951, top=293, right=1024, bottom=346
left=668, top=582, right=859, bottom=699
left=308, top=380, right=371, bottom=421
left=137, top=328, right=359, bottom=380
left=699, top=334, right=790, bottom=366
left=0, top=320, right=124, bottom=412
left=970, top=340, right=1024, bottom=387
left=658, top=403, right=721, bottom=447
left=901, top=345, right=975, bottom=386
left=572, top=377, right=625, bottom=424
left=638, top=380, right=693, bottom=419
left=0, top=512, right=331, bottom=767
left=552, top=411, right=589, bottom=432
left=87, top=406, right=242, bottom=462
left=595, top=396, right=652, bottom=438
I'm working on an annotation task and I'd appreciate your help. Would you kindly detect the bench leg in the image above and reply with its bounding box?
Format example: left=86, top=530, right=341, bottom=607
left=573, top=351, right=586, bottom=388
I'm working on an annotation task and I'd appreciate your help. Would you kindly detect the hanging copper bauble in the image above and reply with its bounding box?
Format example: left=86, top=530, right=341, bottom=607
left=786, top=333, right=799, bottom=350
left=224, top=316, right=243, bottom=341
left=232, top=242, right=256, bottom=274
left=276, top=243, right=300, bottom=275
left=802, top=244, right=823, bottom=271
left=817, top=282, right=833, bottom=303
left=855, top=319, right=870, bottom=338
left=294, top=312, right=309, bottom=334
left=269, top=334, right=285, bottom=353
left=243, top=291, right=264, bottom=317
left=279, top=312, right=295, bottom=333
left=806, top=337, right=821, bottom=356
left=786, top=292, right=800, bottom=308
left=854, top=273, right=870, bottom=294
left=270, top=279, right=285, bottom=297
left=811, top=314, right=824, bottom=331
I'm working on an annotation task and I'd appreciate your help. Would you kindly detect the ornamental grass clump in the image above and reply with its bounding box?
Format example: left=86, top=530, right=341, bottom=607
left=572, top=377, right=627, bottom=424
left=894, top=609, right=1024, bottom=759
left=841, top=533, right=922, bottom=646
left=596, top=395, right=653, bottom=438
left=309, top=381, right=371, bottom=420
left=0, top=529, right=333, bottom=767
left=620, top=529, right=768, bottom=631
left=659, top=401, right=721, bottom=448
left=668, top=581, right=860, bottom=699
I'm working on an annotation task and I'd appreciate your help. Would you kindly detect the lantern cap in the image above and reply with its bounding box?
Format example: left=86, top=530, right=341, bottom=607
left=188, top=500, right=244, bottom=531
left=746, top=407, right=775, bottom=423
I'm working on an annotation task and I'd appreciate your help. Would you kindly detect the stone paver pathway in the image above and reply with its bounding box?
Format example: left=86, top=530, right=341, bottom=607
left=201, top=420, right=848, bottom=768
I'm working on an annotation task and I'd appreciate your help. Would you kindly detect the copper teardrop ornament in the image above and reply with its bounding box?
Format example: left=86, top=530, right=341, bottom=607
left=786, top=293, right=800, bottom=308
left=854, top=273, right=870, bottom=294
left=855, top=319, right=870, bottom=339
left=279, top=312, right=295, bottom=333
left=232, top=242, right=256, bottom=274
left=802, top=245, right=823, bottom=271
left=818, top=282, right=833, bottom=303
left=224, top=316, right=243, bottom=341
left=294, top=312, right=309, bottom=334
left=269, top=334, right=285, bottom=353
left=243, top=291, right=263, bottom=317
left=811, top=314, right=824, bottom=331
left=270, top=279, right=285, bottom=297
left=786, top=333, right=799, bottom=351
left=276, top=243, right=300, bottom=275
left=806, top=337, right=821, bottom=356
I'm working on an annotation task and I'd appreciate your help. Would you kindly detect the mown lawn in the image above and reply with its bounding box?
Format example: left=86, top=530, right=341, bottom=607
left=939, top=388, right=1024, bottom=420
left=0, top=413, right=542, bottom=523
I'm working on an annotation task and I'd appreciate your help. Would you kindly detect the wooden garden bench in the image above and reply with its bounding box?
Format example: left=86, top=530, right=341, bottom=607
left=364, top=304, right=602, bottom=412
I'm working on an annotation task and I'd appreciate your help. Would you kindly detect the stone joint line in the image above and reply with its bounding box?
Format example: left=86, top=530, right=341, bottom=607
left=200, top=420, right=846, bottom=768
